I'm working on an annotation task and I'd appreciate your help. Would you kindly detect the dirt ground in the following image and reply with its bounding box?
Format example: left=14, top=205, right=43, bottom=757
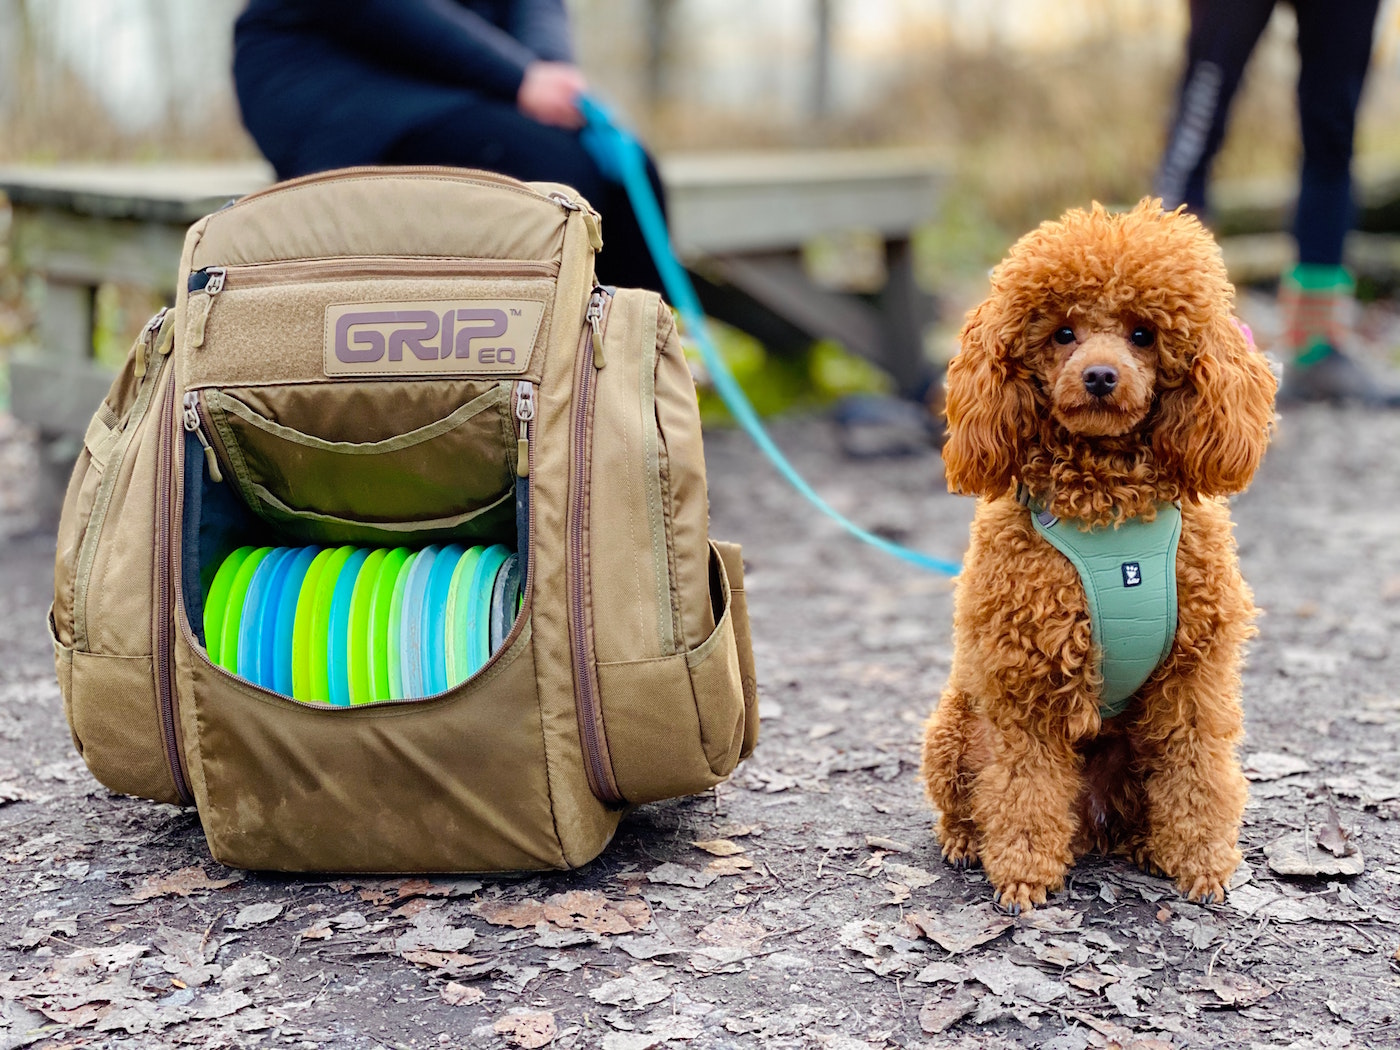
left=1, top=371, right=1399, bottom=1048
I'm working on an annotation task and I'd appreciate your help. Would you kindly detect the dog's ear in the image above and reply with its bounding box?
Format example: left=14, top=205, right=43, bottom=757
left=1152, top=314, right=1277, bottom=498
left=941, top=300, right=1039, bottom=497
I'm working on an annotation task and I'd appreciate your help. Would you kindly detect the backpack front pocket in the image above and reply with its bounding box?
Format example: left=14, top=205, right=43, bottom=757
left=177, top=618, right=565, bottom=872
left=196, top=381, right=518, bottom=544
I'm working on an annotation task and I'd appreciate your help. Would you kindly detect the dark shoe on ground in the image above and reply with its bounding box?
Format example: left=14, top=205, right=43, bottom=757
left=830, top=393, right=941, bottom=459
left=1278, top=349, right=1400, bottom=408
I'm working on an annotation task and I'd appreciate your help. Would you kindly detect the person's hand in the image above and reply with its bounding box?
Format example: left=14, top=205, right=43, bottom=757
left=517, top=62, right=586, bottom=129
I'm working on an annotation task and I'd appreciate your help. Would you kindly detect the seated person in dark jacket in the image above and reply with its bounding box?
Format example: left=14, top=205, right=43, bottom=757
left=233, top=0, right=665, bottom=292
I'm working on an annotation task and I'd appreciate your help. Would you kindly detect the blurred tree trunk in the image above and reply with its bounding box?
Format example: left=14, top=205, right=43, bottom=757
left=644, top=0, right=678, bottom=114
left=812, top=0, right=832, bottom=118
left=0, top=0, right=35, bottom=123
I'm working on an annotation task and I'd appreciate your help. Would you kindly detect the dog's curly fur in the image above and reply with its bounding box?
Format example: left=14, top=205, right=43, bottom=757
left=920, top=198, right=1277, bottom=912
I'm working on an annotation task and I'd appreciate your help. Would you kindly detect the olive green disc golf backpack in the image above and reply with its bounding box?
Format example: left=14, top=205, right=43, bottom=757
left=48, top=166, right=758, bottom=872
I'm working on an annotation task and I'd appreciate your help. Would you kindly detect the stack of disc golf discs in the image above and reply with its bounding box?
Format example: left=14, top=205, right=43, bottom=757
left=204, top=543, right=523, bottom=704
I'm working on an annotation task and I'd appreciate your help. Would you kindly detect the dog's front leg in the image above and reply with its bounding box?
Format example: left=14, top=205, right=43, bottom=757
left=970, top=723, right=1081, bottom=914
left=1140, top=721, right=1246, bottom=904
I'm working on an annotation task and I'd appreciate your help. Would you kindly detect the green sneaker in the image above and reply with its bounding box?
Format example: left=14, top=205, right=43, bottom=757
left=1277, top=264, right=1400, bottom=408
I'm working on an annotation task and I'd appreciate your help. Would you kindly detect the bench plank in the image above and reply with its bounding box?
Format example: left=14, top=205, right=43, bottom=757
left=3, top=151, right=947, bottom=435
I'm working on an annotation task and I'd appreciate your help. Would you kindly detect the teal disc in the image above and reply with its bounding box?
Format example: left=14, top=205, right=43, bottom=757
left=467, top=544, right=510, bottom=674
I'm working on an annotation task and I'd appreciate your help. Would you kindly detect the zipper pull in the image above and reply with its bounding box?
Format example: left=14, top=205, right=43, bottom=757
left=514, top=380, right=535, bottom=477
left=188, top=266, right=226, bottom=295
left=185, top=266, right=226, bottom=349
left=182, top=391, right=223, bottom=483
left=133, top=307, right=166, bottom=378
left=549, top=191, right=603, bottom=251
left=587, top=288, right=607, bottom=370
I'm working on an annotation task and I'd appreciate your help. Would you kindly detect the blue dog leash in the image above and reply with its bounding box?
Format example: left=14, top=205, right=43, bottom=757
left=578, top=96, right=961, bottom=576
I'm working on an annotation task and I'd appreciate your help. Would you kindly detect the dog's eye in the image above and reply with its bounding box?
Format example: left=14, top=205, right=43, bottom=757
left=1130, top=326, right=1156, bottom=348
left=1052, top=327, right=1076, bottom=346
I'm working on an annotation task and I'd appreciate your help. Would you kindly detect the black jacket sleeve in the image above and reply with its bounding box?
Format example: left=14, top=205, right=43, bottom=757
left=508, top=0, right=574, bottom=63
left=301, top=0, right=551, bottom=100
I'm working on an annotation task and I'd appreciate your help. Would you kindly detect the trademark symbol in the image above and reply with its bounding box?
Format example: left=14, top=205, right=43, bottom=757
left=510, top=308, right=523, bottom=317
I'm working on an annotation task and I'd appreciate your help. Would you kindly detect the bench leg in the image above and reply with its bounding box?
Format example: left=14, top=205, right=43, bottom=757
left=877, top=237, right=939, bottom=400
left=686, top=248, right=938, bottom=401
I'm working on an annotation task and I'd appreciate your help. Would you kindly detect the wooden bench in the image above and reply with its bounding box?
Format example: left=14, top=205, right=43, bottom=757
left=1, top=150, right=947, bottom=447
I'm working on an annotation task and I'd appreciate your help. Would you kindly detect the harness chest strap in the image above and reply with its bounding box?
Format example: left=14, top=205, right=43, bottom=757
left=1027, top=500, right=1182, bottom=718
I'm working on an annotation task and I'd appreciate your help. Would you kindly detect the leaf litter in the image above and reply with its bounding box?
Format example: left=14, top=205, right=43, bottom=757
left=5, top=411, right=1400, bottom=1046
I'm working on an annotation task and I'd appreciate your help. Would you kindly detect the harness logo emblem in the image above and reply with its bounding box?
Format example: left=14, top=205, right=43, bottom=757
left=1121, top=562, right=1142, bottom=588
left=325, top=299, right=545, bottom=377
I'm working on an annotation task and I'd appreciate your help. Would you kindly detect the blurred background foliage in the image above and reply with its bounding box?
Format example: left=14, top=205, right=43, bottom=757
left=3, top=0, right=1400, bottom=412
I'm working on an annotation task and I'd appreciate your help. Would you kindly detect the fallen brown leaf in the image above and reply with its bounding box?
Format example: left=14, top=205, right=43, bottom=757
left=476, top=899, right=548, bottom=929
left=705, top=856, right=753, bottom=877
left=908, top=904, right=1014, bottom=955
left=494, top=1010, right=556, bottom=1048
left=1315, top=805, right=1355, bottom=858
left=110, top=867, right=243, bottom=905
left=441, top=982, right=485, bottom=1006
left=1197, top=972, right=1275, bottom=1009
left=477, top=891, right=650, bottom=936
left=865, top=835, right=912, bottom=853
left=400, top=950, right=490, bottom=976
left=697, top=915, right=768, bottom=949
left=692, top=838, right=745, bottom=856
left=919, top=990, right=978, bottom=1034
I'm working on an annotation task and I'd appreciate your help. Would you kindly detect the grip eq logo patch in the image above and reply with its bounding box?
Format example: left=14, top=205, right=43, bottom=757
left=324, top=299, right=546, bottom=377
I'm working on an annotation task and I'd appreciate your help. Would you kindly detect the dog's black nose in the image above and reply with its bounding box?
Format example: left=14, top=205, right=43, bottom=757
left=1083, top=365, right=1118, bottom=398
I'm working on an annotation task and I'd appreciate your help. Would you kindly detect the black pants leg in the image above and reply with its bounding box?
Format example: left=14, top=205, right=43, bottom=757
left=384, top=98, right=667, bottom=293
left=1153, top=0, right=1277, bottom=214
left=1291, top=0, right=1382, bottom=265
left=1155, top=0, right=1382, bottom=267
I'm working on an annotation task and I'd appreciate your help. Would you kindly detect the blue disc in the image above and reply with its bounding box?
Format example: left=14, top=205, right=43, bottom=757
left=238, top=547, right=290, bottom=688
left=270, top=546, right=319, bottom=697
left=421, top=544, right=465, bottom=696
left=468, top=544, right=511, bottom=674
left=326, top=547, right=370, bottom=706
left=399, top=544, right=441, bottom=700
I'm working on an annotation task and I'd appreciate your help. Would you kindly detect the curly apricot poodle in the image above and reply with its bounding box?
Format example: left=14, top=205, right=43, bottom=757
left=921, top=198, right=1277, bottom=913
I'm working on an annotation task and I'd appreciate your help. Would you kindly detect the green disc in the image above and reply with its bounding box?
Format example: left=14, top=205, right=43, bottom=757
left=308, top=546, right=355, bottom=703
left=445, top=545, right=483, bottom=688
left=291, top=547, right=334, bottom=701
left=204, top=546, right=255, bottom=665
left=217, top=546, right=273, bottom=674
left=386, top=549, right=419, bottom=701
left=346, top=548, right=387, bottom=705
left=367, top=547, right=411, bottom=703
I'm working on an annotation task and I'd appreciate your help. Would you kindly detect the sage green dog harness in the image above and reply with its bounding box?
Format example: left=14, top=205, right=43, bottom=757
left=1029, top=502, right=1182, bottom=718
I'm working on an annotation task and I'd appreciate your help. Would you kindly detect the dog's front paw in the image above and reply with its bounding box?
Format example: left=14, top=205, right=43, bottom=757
left=993, top=880, right=1050, bottom=915
left=1130, top=843, right=1164, bottom=878
left=1177, top=872, right=1228, bottom=905
left=936, top=816, right=980, bottom=870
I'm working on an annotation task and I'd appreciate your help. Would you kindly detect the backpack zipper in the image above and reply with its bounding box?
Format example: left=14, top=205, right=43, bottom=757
left=72, top=311, right=171, bottom=651
left=568, top=287, right=622, bottom=805
left=182, top=392, right=223, bottom=483
left=156, top=372, right=195, bottom=806
left=187, top=257, right=558, bottom=290
left=220, top=164, right=581, bottom=215
left=514, top=380, right=535, bottom=592
left=183, top=258, right=560, bottom=350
